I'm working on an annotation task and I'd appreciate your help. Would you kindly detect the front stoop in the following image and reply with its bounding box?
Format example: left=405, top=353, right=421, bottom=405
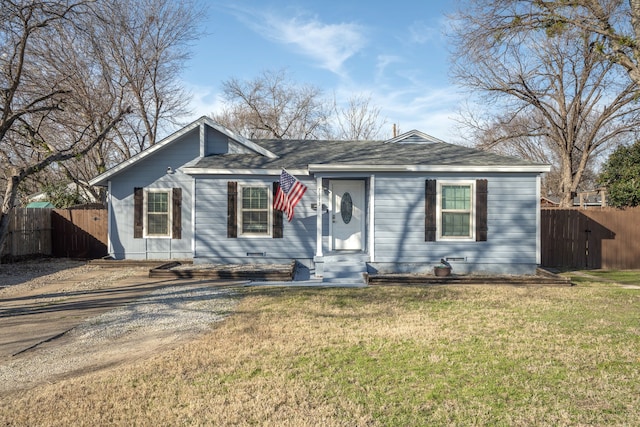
left=320, top=253, right=369, bottom=285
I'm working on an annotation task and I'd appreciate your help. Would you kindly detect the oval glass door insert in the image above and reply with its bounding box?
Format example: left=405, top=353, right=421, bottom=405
left=341, top=192, right=353, bottom=224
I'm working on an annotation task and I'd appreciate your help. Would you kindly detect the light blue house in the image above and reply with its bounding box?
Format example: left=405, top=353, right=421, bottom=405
left=89, top=116, right=550, bottom=279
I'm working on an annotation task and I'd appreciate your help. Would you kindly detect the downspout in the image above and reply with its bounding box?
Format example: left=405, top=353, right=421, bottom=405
left=315, top=175, right=324, bottom=278
left=107, top=180, right=113, bottom=257
left=192, top=178, right=196, bottom=259
left=369, top=174, right=375, bottom=262
left=315, top=175, right=323, bottom=258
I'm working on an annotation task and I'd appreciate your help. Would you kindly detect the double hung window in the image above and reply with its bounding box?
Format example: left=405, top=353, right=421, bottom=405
left=426, top=179, right=487, bottom=242
left=240, top=186, right=271, bottom=236
left=440, top=184, right=473, bottom=238
left=133, top=187, right=181, bottom=239
left=227, top=181, right=283, bottom=239
left=438, top=181, right=475, bottom=240
left=145, top=190, right=172, bottom=237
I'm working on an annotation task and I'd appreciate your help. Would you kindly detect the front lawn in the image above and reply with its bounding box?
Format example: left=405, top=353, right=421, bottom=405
left=2, top=282, right=640, bottom=426
left=570, top=269, right=640, bottom=285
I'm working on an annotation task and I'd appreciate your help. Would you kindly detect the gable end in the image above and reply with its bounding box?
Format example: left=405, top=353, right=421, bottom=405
left=385, top=129, right=444, bottom=144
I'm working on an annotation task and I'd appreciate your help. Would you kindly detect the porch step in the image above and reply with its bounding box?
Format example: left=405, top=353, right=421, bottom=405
left=321, top=257, right=368, bottom=285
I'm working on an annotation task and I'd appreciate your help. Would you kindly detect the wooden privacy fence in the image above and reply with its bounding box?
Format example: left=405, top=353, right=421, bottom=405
left=541, top=207, right=640, bottom=269
left=3, top=208, right=107, bottom=260
left=3, top=208, right=52, bottom=258
left=51, top=209, right=108, bottom=259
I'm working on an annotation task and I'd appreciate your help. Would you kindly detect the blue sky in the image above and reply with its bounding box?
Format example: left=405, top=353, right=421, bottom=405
left=181, top=0, right=461, bottom=141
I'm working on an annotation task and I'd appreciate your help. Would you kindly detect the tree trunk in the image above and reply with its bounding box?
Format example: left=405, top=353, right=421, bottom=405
left=630, top=0, right=640, bottom=73
left=559, top=156, right=575, bottom=208
left=0, top=175, right=20, bottom=260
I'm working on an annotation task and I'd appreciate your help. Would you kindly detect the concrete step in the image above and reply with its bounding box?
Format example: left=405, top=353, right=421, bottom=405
left=322, top=253, right=370, bottom=263
left=321, top=260, right=368, bottom=284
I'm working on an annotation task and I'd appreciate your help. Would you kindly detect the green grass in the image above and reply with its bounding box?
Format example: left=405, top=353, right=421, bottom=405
left=270, top=286, right=640, bottom=425
left=575, top=269, right=640, bottom=285
left=3, top=283, right=640, bottom=426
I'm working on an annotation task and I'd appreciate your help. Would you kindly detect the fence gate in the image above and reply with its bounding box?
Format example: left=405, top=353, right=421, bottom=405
left=51, top=209, right=108, bottom=259
left=541, top=210, right=592, bottom=268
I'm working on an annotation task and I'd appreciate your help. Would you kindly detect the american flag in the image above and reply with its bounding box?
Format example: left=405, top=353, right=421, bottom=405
left=273, top=169, right=307, bottom=221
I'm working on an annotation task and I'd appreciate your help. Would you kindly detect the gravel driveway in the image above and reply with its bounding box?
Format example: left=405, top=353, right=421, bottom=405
left=0, top=260, right=241, bottom=394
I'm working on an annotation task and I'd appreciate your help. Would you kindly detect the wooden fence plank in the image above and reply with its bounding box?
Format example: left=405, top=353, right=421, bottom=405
left=542, top=207, right=640, bottom=269
left=2, top=208, right=52, bottom=259
left=2, top=208, right=106, bottom=260
left=51, top=209, right=107, bottom=259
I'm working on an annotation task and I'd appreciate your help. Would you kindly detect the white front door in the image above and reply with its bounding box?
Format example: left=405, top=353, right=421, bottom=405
left=331, top=180, right=365, bottom=251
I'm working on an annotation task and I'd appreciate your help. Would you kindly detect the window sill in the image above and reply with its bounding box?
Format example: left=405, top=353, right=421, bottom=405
left=436, top=236, right=475, bottom=242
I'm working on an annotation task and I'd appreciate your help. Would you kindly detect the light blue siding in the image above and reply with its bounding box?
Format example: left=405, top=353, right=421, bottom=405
left=193, top=175, right=317, bottom=264
left=190, top=171, right=540, bottom=274
left=371, top=173, right=539, bottom=274
left=204, top=125, right=228, bottom=155
left=107, top=129, right=200, bottom=260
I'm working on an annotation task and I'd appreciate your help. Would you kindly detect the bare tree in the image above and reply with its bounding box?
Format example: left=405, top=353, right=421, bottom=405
left=451, top=5, right=640, bottom=206
left=8, top=0, right=204, bottom=205
left=212, top=69, right=333, bottom=139
left=0, top=1, right=130, bottom=255
left=465, top=1, right=640, bottom=87
left=89, top=0, right=202, bottom=151
left=46, top=0, right=203, bottom=203
left=333, top=93, right=386, bottom=140
left=213, top=70, right=387, bottom=141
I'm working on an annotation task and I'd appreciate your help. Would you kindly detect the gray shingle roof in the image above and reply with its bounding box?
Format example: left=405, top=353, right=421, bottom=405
left=190, top=139, right=545, bottom=169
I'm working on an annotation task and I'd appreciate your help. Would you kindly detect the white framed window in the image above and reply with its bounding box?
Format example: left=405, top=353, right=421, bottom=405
left=437, top=181, right=475, bottom=241
left=144, top=189, right=172, bottom=238
left=239, top=185, right=271, bottom=237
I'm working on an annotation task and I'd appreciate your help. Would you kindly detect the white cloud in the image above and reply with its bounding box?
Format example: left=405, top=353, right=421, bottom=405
left=182, top=82, right=224, bottom=119
left=376, top=55, right=403, bottom=79
left=408, top=20, right=438, bottom=44
left=274, top=17, right=366, bottom=74
left=363, top=85, right=463, bottom=142
left=233, top=7, right=367, bottom=75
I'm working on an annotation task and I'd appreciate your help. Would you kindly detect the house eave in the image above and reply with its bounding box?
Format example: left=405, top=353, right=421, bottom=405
left=182, top=168, right=310, bottom=176
left=181, top=164, right=551, bottom=176
left=307, top=164, right=552, bottom=173
left=89, top=116, right=279, bottom=186
left=89, top=119, right=205, bottom=187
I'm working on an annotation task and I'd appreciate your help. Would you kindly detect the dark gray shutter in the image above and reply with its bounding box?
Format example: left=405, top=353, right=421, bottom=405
left=425, top=179, right=437, bottom=241
left=476, top=179, right=488, bottom=242
left=273, top=181, right=283, bottom=238
left=134, top=187, right=143, bottom=238
left=227, top=182, right=237, bottom=238
left=172, top=188, right=182, bottom=239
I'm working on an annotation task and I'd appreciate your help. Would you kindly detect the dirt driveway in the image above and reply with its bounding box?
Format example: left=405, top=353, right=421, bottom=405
left=0, top=261, right=242, bottom=394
